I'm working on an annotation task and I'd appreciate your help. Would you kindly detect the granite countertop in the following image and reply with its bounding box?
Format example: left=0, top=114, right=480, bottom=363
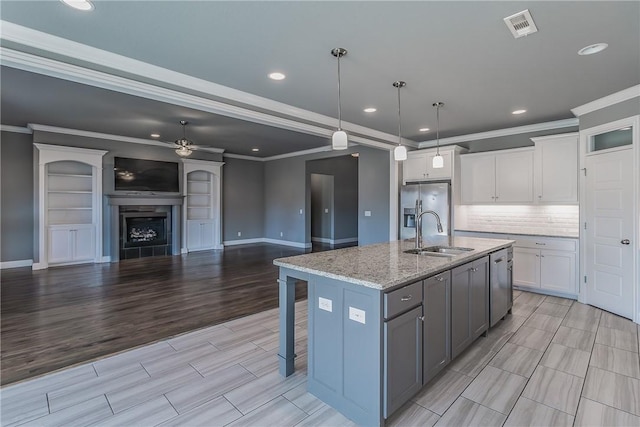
left=274, top=236, right=514, bottom=291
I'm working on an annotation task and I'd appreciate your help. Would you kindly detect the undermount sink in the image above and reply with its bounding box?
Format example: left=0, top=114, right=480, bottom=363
left=404, top=246, right=474, bottom=257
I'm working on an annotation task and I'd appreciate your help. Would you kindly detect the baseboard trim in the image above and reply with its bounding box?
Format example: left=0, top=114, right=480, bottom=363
left=32, top=262, right=47, bottom=270
left=99, top=256, right=111, bottom=263
left=311, top=237, right=358, bottom=245
left=224, top=238, right=311, bottom=249
left=223, top=238, right=266, bottom=246
left=0, top=259, right=33, bottom=269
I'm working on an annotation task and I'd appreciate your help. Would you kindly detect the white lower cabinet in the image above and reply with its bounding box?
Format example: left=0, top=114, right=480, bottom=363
left=186, top=220, right=215, bottom=251
left=48, top=224, right=95, bottom=264
left=513, top=237, right=577, bottom=295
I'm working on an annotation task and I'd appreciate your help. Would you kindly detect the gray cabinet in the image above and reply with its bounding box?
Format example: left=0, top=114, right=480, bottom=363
left=384, top=305, right=423, bottom=418
left=423, top=272, right=451, bottom=384
left=451, top=257, right=489, bottom=359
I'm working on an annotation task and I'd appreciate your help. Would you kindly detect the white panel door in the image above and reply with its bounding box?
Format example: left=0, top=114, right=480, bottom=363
left=404, top=153, right=428, bottom=181
left=540, top=250, right=576, bottom=294
left=495, top=151, right=534, bottom=203
left=585, top=149, right=634, bottom=318
left=460, top=155, right=495, bottom=203
left=200, top=221, right=215, bottom=248
left=425, top=151, right=452, bottom=179
left=513, top=247, right=540, bottom=288
left=49, top=228, right=72, bottom=263
left=73, top=226, right=95, bottom=261
left=538, top=137, right=578, bottom=203
left=187, top=220, right=203, bottom=250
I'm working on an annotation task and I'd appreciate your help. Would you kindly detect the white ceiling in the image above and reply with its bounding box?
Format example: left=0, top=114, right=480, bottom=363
left=0, top=1, right=638, bottom=157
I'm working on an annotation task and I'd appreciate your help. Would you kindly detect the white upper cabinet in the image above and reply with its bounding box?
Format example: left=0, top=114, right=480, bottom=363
left=532, top=133, right=578, bottom=203
left=460, top=149, right=534, bottom=204
left=403, top=148, right=453, bottom=182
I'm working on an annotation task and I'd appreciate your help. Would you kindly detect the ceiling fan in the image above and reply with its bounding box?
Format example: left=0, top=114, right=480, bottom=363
left=173, top=120, right=195, bottom=157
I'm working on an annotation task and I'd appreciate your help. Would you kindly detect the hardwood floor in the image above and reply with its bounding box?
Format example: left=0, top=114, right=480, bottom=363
left=0, top=244, right=311, bottom=385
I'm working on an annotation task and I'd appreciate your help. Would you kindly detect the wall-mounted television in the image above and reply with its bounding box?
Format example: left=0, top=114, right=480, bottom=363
left=114, top=157, right=179, bottom=192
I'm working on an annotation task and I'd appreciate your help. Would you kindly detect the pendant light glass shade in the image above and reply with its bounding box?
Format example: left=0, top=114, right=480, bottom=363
left=331, top=48, right=348, bottom=150
left=332, top=130, right=348, bottom=150
left=393, top=80, right=407, bottom=162
left=394, top=145, right=407, bottom=161
left=432, top=101, right=444, bottom=168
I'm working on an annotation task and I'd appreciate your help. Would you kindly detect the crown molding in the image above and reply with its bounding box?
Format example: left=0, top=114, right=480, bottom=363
left=571, top=85, right=640, bottom=117
left=0, top=22, right=404, bottom=148
left=28, top=123, right=226, bottom=153
left=530, top=132, right=578, bottom=143
left=224, top=145, right=337, bottom=162
left=223, top=153, right=264, bottom=162
left=0, top=125, right=32, bottom=134
left=417, top=118, right=579, bottom=148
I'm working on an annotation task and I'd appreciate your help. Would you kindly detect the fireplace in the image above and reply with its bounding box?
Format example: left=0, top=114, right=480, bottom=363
left=119, top=207, right=173, bottom=259
left=123, top=213, right=168, bottom=248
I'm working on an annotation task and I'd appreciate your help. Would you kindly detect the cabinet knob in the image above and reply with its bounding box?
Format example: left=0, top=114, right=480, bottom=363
left=621, top=239, right=631, bottom=245
left=435, top=276, right=444, bottom=282
left=538, top=195, right=542, bottom=198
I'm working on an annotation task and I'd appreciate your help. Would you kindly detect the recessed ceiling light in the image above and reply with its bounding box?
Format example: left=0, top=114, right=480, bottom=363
left=268, top=72, right=286, bottom=81
left=419, top=128, right=430, bottom=132
left=578, top=43, right=608, bottom=56
left=363, top=107, right=377, bottom=113
left=252, top=148, right=260, bottom=152
left=512, top=109, right=527, bottom=115
left=150, top=133, right=160, bottom=138
left=60, top=0, right=94, bottom=11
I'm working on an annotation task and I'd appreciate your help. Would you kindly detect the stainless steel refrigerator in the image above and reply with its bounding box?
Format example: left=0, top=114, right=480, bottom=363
left=400, top=181, right=451, bottom=240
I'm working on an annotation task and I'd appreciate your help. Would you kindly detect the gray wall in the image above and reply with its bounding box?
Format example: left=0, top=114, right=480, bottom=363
left=222, top=157, right=264, bottom=240
left=307, top=155, right=358, bottom=241
left=579, top=97, right=640, bottom=130
left=1, top=131, right=34, bottom=262
left=264, top=145, right=390, bottom=246
left=357, top=148, right=391, bottom=246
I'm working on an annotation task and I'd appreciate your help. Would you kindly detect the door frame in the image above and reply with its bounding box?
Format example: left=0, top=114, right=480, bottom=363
left=578, top=115, right=640, bottom=323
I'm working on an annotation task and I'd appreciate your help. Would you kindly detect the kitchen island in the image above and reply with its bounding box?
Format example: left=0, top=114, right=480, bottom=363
left=274, top=236, right=513, bottom=426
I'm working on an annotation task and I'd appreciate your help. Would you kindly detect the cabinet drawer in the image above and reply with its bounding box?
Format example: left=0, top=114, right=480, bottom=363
left=384, top=281, right=422, bottom=319
left=514, top=238, right=576, bottom=252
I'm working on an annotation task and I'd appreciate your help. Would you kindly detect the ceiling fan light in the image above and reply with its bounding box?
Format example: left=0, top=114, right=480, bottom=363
left=432, top=154, right=444, bottom=169
left=332, top=130, right=348, bottom=150
left=394, top=145, right=407, bottom=161
left=175, top=146, right=192, bottom=157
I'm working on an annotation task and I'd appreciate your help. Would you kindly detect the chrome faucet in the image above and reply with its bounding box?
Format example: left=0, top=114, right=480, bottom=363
left=415, top=200, right=444, bottom=249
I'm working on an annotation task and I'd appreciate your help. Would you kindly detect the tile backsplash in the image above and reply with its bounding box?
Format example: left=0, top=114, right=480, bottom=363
left=455, top=205, right=579, bottom=237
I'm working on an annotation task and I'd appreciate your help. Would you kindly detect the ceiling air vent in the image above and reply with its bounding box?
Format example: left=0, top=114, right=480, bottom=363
left=503, top=9, right=538, bottom=39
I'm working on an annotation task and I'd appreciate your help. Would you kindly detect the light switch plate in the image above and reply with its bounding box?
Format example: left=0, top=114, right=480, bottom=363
left=324, top=208, right=329, bottom=214
left=349, top=306, right=366, bottom=324
left=364, top=210, right=372, bottom=217
left=318, top=297, right=332, bottom=312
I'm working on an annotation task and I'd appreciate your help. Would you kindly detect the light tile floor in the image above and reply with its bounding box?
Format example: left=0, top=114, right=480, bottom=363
left=1, top=291, right=639, bottom=427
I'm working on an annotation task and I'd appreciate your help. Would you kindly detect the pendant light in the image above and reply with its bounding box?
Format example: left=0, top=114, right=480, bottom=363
left=331, top=48, right=348, bottom=150
left=432, top=102, right=444, bottom=168
left=393, top=81, right=407, bottom=161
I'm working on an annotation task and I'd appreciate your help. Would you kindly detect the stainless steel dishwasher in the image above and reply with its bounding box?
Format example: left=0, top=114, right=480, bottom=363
left=490, top=248, right=513, bottom=327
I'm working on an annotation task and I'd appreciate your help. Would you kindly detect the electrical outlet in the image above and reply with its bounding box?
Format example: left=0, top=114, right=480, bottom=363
left=349, top=307, right=366, bottom=324
left=237, top=231, right=241, bottom=237
left=364, top=210, right=372, bottom=217
left=280, top=231, right=284, bottom=237
left=324, top=208, right=329, bottom=214
left=299, top=209, right=303, bottom=215
left=318, top=297, right=332, bottom=312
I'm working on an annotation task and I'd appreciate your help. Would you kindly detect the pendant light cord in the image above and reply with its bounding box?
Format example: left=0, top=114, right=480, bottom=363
left=337, top=54, right=342, bottom=130
left=436, top=103, right=441, bottom=156
left=397, top=85, right=402, bottom=146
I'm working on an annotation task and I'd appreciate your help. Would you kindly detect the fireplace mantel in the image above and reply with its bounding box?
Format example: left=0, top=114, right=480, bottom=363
left=106, top=194, right=184, bottom=206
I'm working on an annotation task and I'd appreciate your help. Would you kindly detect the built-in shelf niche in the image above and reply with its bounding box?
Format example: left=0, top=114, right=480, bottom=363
left=34, top=144, right=107, bottom=270
left=182, top=159, right=224, bottom=252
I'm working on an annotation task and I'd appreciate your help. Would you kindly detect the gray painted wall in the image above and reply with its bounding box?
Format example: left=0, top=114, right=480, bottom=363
left=579, top=97, right=640, bottom=130
left=307, top=155, right=358, bottom=241
left=1, top=131, right=34, bottom=262
left=358, top=148, right=391, bottom=246
left=222, top=157, right=264, bottom=240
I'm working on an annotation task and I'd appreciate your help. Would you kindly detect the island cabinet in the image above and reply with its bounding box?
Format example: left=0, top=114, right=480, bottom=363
left=451, top=256, right=489, bottom=359
left=423, top=271, right=451, bottom=384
